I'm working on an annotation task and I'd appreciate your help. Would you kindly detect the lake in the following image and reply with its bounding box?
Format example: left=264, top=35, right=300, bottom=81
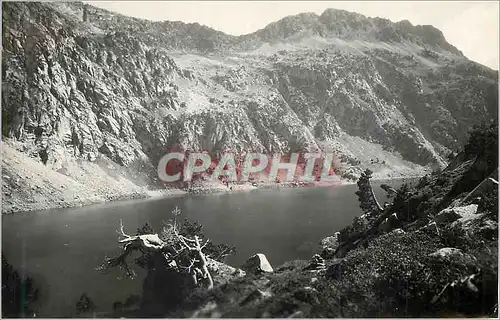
left=2, top=179, right=412, bottom=317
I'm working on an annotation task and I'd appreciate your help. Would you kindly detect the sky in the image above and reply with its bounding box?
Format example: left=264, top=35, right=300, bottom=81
left=86, top=1, right=499, bottom=70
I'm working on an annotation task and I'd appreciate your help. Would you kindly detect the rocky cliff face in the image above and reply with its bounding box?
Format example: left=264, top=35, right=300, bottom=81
left=2, top=2, right=498, bottom=211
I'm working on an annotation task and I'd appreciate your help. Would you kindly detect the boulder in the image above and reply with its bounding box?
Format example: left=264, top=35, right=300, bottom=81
left=303, top=254, right=326, bottom=272
left=241, top=253, right=273, bottom=274
left=429, top=247, right=465, bottom=259
left=207, top=258, right=246, bottom=284
left=428, top=247, right=476, bottom=266
left=389, top=228, right=405, bottom=235
left=320, top=232, right=340, bottom=254
left=434, top=204, right=478, bottom=224
left=453, top=204, right=479, bottom=216
left=434, top=207, right=462, bottom=223
left=450, top=205, right=481, bottom=229
left=320, top=232, right=339, bottom=248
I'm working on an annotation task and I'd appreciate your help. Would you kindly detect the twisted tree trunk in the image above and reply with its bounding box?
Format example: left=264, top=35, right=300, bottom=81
left=192, top=236, right=214, bottom=289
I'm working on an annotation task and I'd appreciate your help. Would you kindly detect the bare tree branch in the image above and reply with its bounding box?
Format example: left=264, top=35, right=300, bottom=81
left=99, top=208, right=216, bottom=290
left=200, top=239, right=210, bottom=250
left=178, top=258, right=197, bottom=273
left=116, top=219, right=132, bottom=240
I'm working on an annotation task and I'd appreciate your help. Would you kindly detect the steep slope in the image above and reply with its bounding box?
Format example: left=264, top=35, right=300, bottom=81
left=2, top=2, right=498, bottom=212
left=95, top=123, right=498, bottom=318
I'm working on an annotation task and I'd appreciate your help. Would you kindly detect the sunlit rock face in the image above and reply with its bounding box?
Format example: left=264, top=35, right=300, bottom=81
left=2, top=1, right=498, bottom=186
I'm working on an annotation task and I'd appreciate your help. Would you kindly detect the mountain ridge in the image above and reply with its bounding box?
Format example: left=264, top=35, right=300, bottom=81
left=47, top=2, right=467, bottom=57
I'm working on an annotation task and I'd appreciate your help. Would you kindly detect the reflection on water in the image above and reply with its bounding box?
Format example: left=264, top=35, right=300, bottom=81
left=2, top=179, right=412, bottom=317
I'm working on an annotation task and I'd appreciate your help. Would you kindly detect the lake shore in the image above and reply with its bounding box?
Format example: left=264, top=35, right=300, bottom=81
left=1, top=140, right=427, bottom=215
left=2, top=173, right=423, bottom=215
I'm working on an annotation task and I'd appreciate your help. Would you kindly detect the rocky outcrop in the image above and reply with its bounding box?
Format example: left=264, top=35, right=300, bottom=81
left=320, top=232, right=339, bottom=249
left=429, top=247, right=471, bottom=260
left=434, top=204, right=478, bottom=224
left=303, top=254, right=326, bottom=272
left=207, top=258, right=246, bottom=283
left=2, top=2, right=498, bottom=212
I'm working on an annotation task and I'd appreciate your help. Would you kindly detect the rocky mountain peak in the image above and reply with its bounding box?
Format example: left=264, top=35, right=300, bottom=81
left=6, top=1, right=463, bottom=56
left=246, top=7, right=463, bottom=56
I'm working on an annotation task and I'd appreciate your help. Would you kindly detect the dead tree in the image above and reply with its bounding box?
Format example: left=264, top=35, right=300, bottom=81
left=96, top=220, right=166, bottom=279
left=97, top=207, right=213, bottom=290
left=164, top=217, right=214, bottom=289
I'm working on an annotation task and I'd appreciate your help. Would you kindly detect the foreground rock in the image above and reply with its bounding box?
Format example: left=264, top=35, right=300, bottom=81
left=207, top=258, right=246, bottom=283
left=434, top=204, right=479, bottom=224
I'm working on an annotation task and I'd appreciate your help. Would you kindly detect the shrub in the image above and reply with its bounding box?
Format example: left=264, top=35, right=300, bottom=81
left=463, top=122, right=498, bottom=164
left=477, top=186, right=498, bottom=219
left=330, top=231, right=447, bottom=317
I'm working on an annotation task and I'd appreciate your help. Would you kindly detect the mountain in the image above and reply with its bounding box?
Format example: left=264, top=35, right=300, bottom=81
left=2, top=1, right=498, bottom=213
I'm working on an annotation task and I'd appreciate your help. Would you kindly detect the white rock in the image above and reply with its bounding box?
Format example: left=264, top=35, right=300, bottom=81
left=434, top=207, right=462, bottom=223
left=429, top=247, right=464, bottom=259
left=320, top=233, right=339, bottom=248
left=241, top=253, right=274, bottom=274
left=450, top=204, right=481, bottom=228
left=390, top=228, right=405, bottom=235
left=436, top=204, right=478, bottom=224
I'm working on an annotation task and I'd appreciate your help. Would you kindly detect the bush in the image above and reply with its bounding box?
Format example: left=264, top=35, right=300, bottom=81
left=440, top=226, right=472, bottom=250
left=463, top=122, right=498, bottom=164
left=416, top=175, right=429, bottom=188
left=329, top=231, right=448, bottom=317
left=478, top=186, right=498, bottom=219
left=177, top=219, right=236, bottom=262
